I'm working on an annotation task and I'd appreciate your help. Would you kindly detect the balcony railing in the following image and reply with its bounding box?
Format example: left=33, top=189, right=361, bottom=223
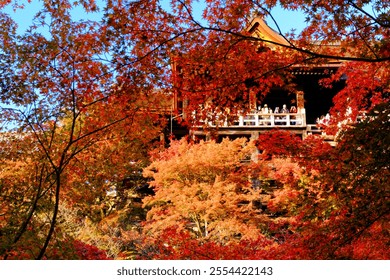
left=195, top=109, right=306, bottom=128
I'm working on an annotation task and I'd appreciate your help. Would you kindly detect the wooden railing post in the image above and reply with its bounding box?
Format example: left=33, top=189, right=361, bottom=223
left=192, top=108, right=307, bottom=128
left=239, top=116, right=244, bottom=126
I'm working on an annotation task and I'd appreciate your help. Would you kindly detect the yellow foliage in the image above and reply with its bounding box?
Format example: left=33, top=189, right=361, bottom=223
left=143, top=138, right=268, bottom=242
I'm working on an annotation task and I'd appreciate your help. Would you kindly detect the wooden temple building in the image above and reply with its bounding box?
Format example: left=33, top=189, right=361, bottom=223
left=170, top=17, right=344, bottom=145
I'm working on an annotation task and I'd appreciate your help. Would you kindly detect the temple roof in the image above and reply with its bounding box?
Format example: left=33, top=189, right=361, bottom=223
left=247, top=17, right=291, bottom=48
left=247, top=16, right=342, bottom=68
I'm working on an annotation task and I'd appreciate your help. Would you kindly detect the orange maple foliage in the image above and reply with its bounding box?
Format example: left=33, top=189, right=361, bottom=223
left=0, top=0, right=388, bottom=260
left=143, top=138, right=269, bottom=242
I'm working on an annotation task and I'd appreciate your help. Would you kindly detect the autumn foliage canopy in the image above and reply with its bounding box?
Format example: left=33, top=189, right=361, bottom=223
left=0, top=0, right=389, bottom=259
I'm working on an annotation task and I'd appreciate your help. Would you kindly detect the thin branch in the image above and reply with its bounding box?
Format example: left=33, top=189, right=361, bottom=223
left=250, top=1, right=296, bottom=47
left=347, top=16, right=380, bottom=60
left=174, top=56, right=318, bottom=95
left=174, top=0, right=389, bottom=63
left=205, top=26, right=390, bottom=62
left=3, top=163, right=46, bottom=260
left=347, top=0, right=390, bottom=28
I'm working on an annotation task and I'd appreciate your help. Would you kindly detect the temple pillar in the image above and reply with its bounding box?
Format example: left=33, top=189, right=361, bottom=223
left=296, top=90, right=305, bottom=111
left=250, top=131, right=260, bottom=162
